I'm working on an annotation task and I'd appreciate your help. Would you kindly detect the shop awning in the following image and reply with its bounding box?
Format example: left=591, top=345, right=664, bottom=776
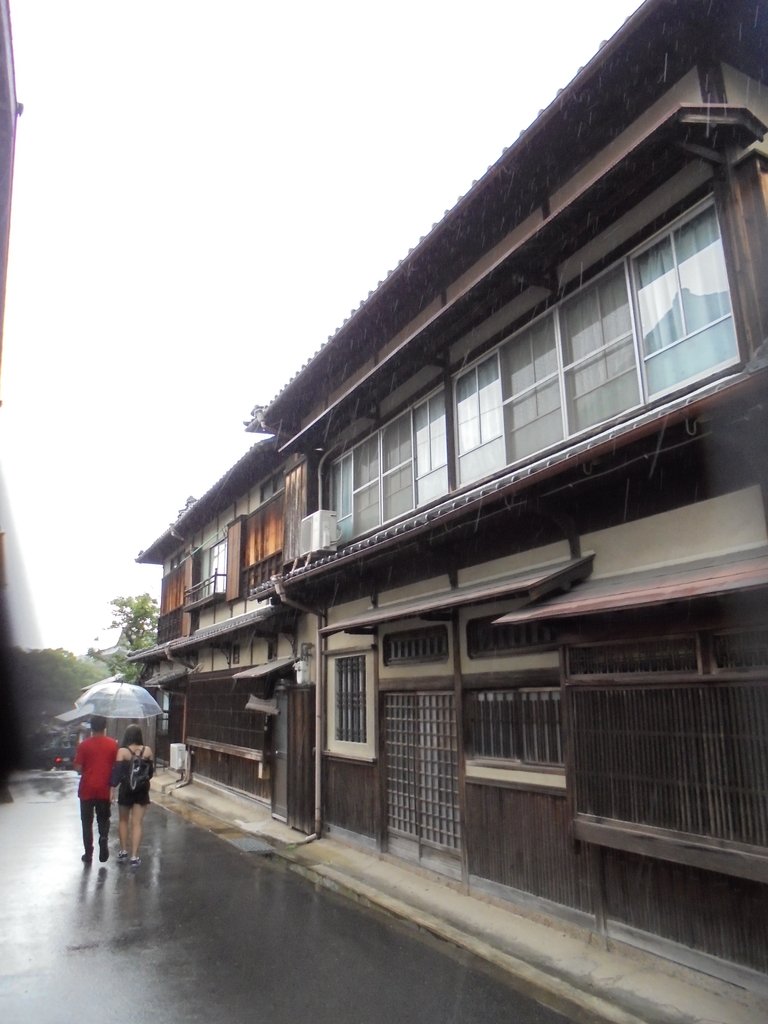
left=493, top=548, right=768, bottom=625
left=321, top=554, right=594, bottom=636
left=233, top=656, right=296, bottom=681
left=244, top=695, right=279, bottom=715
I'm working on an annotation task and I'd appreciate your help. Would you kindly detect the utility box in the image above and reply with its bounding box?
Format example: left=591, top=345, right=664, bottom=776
left=299, top=510, right=338, bottom=555
left=169, top=743, right=186, bottom=770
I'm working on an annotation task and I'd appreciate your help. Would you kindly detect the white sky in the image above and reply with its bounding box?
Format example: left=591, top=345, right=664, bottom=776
left=0, top=0, right=644, bottom=655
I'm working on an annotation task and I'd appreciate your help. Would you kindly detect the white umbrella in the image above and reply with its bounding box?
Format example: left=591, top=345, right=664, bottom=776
left=74, top=679, right=163, bottom=720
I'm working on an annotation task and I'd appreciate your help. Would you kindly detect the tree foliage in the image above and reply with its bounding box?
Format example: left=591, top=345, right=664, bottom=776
left=91, top=594, right=159, bottom=683
left=9, top=647, right=105, bottom=723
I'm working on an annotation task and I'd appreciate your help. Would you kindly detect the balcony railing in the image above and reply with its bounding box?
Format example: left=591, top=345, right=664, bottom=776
left=184, top=572, right=227, bottom=610
left=243, top=553, right=282, bottom=597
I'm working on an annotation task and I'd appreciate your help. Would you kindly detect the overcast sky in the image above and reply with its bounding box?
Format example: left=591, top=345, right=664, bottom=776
left=0, top=0, right=644, bottom=655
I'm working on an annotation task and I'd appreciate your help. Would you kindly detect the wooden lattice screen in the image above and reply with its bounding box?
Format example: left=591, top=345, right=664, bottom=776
left=570, top=682, right=768, bottom=847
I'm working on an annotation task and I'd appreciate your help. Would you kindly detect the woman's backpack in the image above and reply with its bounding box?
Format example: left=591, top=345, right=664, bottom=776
left=128, top=745, right=154, bottom=791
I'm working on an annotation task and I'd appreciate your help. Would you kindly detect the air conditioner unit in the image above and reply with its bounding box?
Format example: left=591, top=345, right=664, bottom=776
left=299, top=510, right=338, bottom=556
left=169, top=743, right=187, bottom=770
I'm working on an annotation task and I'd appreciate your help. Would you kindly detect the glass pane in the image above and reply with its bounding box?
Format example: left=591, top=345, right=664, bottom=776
left=478, top=356, right=503, bottom=442
left=458, top=435, right=505, bottom=484
left=456, top=370, right=480, bottom=454
left=354, top=435, right=379, bottom=486
left=383, top=413, right=412, bottom=472
left=415, top=394, right=447, bottom=480
left=635, top=236, right=683, bottom=355
left=676, top=215, right=732, bottom=332
left=416, top=465, right=448, bottom=505
left=353, top=480, right=380, bottom=533
left=383, top=464, right=414, bottom=520
left=504, top=379, right=563, bottom=462
left=645, top=319, right=737, bottom=395
left=566, top=338, right=638, bottom=432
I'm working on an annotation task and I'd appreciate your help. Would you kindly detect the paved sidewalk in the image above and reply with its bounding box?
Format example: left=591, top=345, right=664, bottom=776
left=150, top=769, right=766, bottom=1024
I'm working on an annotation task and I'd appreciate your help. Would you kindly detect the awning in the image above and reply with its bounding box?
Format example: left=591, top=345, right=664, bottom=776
left=55, top=704, right=94, bottom=724
left=244, top=695, right=279, bottom=715
left=321, top=555, right=594, bottom=637
left=233, top=656, right=296, bottom=681
left=493, top=548, right=768, bottom=625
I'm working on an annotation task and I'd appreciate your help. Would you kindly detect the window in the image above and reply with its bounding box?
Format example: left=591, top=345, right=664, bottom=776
left=467, top=617, right=555, bottom=658
left=335, top=656, right=367, bottom=743
left=501, top=317, right=563, bottom=462
left=571, top=682, right=768, bottom=849
left=331, top=390, right=448, bottom=541
left=186, top=539, right=229, bottom=607
left=383, top=626, right=449, bottom=665
left=413, top=392, right=448, bottom=504
left=382, top=413, right=413, bottom=521
left=455, top=201, right=736, bottom=487
left=456, top=355, right=504, bottom=484
left=260, top=471, right=284, bottom=503
left=466, top=688, right=563, bottom=765
left=243, top=493, right=284, bottom=593
left=561, top=268, right=639, bottom=433
left=633, top=205, right=736, bottom=396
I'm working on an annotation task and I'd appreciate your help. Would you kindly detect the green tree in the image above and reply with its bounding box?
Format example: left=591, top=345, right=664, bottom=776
left=91, top=594, right=159, bottom=683
left=9, top=647, right=105, bottom=727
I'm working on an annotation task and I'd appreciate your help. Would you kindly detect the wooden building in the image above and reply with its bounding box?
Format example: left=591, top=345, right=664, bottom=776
left=134, top=0, right=768, bottom=987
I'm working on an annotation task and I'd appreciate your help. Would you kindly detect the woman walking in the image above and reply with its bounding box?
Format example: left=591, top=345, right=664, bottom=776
left=111, top=724, right=154, bottom=867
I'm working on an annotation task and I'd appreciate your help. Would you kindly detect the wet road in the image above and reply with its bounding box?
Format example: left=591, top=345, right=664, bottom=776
left=0, top=772, right=572, bottom=1024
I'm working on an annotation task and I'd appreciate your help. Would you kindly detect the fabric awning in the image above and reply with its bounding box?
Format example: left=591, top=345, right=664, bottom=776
left=244, top=695, right=279, bottom=715
left=233, top=656, right=296, bottom=681
left=493, top=548, right=768, bottom=625
left=320, top=555, right=594, bottom=637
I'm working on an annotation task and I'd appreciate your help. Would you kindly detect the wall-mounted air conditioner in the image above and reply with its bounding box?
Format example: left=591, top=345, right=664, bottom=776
left=299, top=510, right=338, bottom=556
left=169, top=743, right=187, bottom=770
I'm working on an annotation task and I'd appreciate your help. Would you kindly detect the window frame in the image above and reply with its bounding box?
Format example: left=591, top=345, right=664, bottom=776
left=330, top=388, right=448, bottom=542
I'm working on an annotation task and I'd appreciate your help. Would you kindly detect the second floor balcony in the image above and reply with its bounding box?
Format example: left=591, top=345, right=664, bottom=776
left=184, top=572, right=227, bottom=611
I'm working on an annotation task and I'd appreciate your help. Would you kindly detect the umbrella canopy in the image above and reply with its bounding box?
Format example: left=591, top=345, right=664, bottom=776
left=74, top=679, right=163, bottom=720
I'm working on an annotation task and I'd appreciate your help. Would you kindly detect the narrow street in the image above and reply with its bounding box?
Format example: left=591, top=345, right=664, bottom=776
left=0, top=771, right=573, bottom=1024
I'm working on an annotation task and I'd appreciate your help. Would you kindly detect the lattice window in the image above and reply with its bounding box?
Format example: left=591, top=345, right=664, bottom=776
left=384, top=692, right=459, bottom=849
left=467, top=616, right=555, bottom=658
left=568, top=637, right=698, bottom=675
left=466, top=689, right=563, bottom=765
left=571, top=682, right=768, bottom=848
left=187, top=678, right=266, bottom=750
left=383, top=626, right=448, bottom=665
left=713, top=629, right=768, bottom=671
left=335, top=656, right=367, bottom=743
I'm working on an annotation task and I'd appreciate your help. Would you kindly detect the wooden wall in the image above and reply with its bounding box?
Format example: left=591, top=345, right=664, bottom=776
left=193, top=746, right=270, bottom=803
left=323, top=756, right=377, bottom=839
left=287, top=686, right=315, bottom=833
left=464, top=782, right=592, bottom=912
left=602, top=847, right=768, bottom=974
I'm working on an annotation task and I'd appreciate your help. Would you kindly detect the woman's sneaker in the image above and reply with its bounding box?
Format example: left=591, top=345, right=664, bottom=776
left=117, top=850, right=128, bottom=861
left=130, top=857, right=141, bottom=867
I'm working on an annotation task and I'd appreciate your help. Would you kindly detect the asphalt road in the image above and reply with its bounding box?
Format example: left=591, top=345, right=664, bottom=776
left=0, top=771, right=573, bottom=1024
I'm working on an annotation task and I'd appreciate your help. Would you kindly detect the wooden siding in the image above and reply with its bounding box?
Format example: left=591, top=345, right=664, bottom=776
left=244, top=493, right=284, bottom=566
left=464, top=781, right=592, bottom=912
left=287, top=686, right=315, bottom=833
left=602, top=846, right=768, bottom=974
left=283, top=459, right=308, bottom=564
left=225, top=517, right=243, bottom=602
left=323, top=756, right=377, bottom=839
left=193, top=745, right=270, bottom=802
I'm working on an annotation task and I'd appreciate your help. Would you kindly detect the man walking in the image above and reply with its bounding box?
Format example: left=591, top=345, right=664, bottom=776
left=73, top=715, right=117, bottom=864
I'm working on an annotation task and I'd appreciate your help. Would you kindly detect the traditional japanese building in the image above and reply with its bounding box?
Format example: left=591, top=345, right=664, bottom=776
left=135, top=0, right=768, bottom=986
